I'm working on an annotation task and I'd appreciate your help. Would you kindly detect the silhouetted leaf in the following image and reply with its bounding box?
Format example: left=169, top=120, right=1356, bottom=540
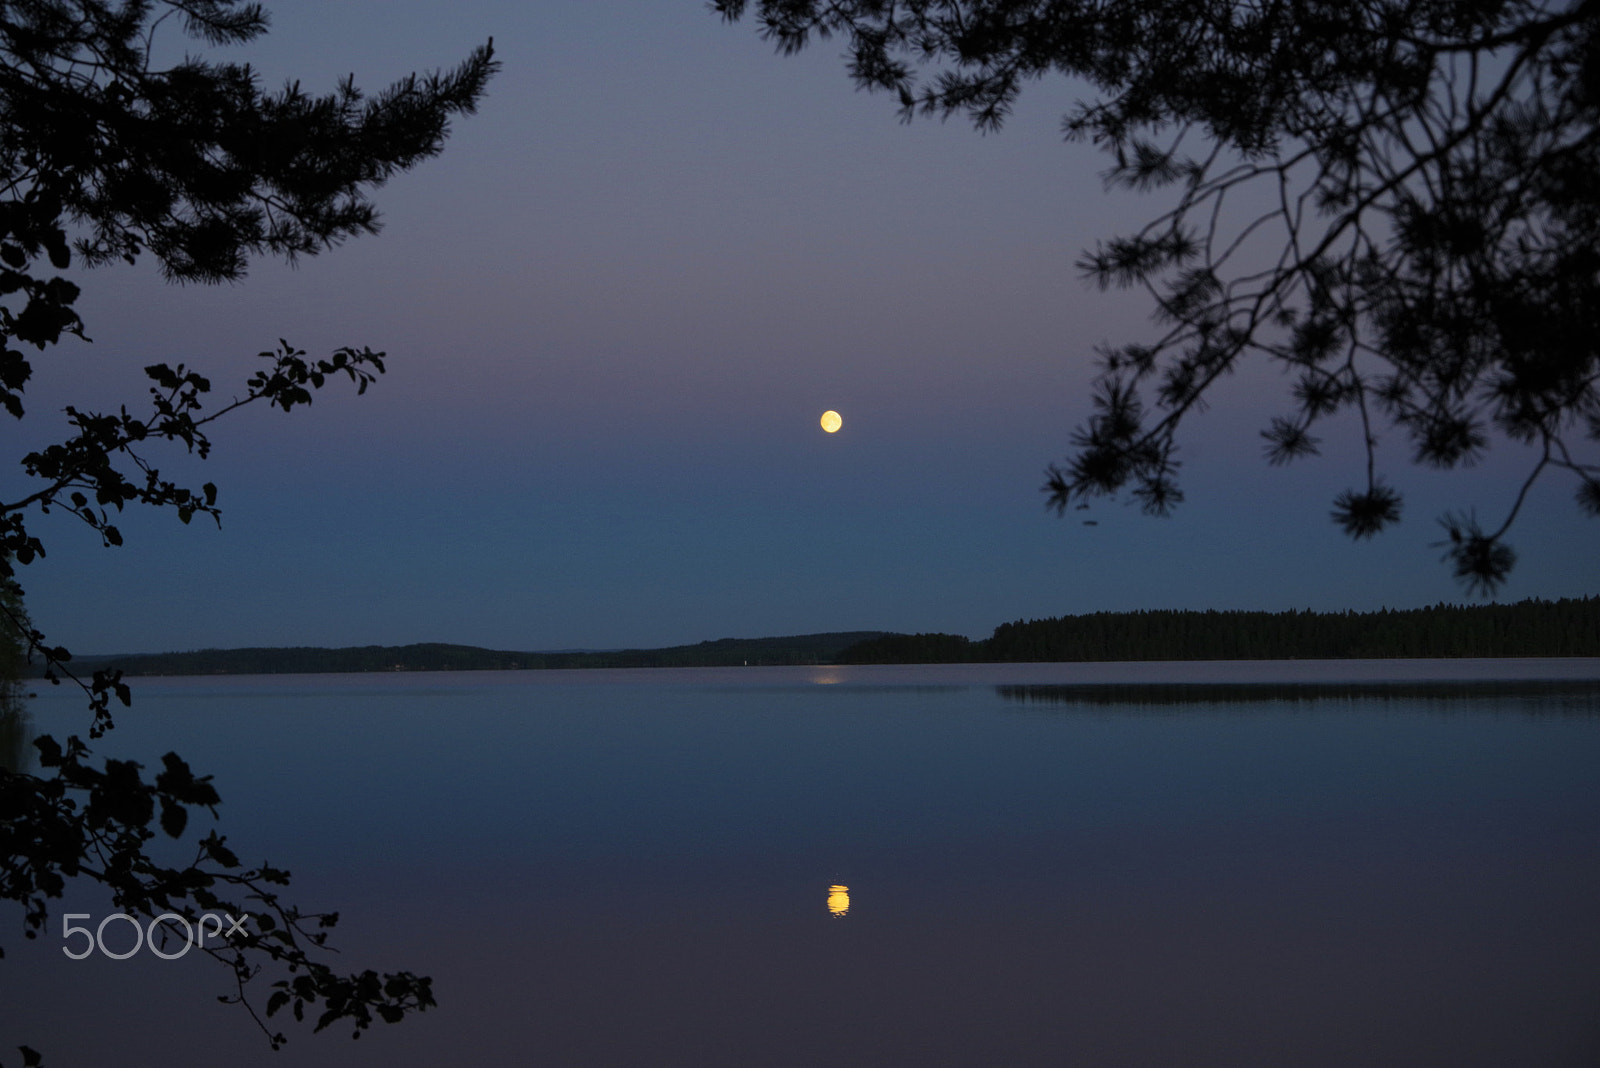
left=158, top=798, right=187, bottom=838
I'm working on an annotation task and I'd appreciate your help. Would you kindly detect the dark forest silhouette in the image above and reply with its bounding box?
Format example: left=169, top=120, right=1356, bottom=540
left=839, top=597, right=1600, bottom=663
left=38, top=598, right=1598, bottom=676
left=65, top=632, right=890, bottom=676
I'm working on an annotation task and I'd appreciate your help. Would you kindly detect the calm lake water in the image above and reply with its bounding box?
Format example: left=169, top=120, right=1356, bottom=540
left=5, top=660, right=1600, bottom=1066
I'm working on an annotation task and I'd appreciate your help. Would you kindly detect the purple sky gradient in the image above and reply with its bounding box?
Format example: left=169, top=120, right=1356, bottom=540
left=13, top=1, right=1597, bottom=654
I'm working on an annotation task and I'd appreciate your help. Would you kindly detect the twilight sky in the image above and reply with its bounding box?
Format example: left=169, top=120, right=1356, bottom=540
left=15, top=0, right=1599, bottom=654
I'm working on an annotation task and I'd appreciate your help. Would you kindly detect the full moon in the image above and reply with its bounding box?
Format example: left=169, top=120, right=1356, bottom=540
left=820, top=410, right=842, bottom=434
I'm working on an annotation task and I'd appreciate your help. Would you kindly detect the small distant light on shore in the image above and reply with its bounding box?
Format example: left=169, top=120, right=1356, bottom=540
left=820, top=410, right=842, bottom=434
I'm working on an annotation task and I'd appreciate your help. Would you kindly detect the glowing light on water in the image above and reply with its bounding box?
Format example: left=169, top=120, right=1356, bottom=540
left=827, top=884, right=850, bottom=917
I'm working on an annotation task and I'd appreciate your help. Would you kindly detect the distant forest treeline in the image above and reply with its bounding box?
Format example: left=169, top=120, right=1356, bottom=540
left=837, top=597, right=1600, bottom=663
left=41, top=598, right=1599, bottom=677
left=55, top=632, right=890, bottom=677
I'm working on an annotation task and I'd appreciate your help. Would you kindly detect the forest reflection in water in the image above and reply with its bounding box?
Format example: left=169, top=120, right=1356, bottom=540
left=0, top=699, right=32, bottom=773
left=997, top=677, right=1600, bottom=712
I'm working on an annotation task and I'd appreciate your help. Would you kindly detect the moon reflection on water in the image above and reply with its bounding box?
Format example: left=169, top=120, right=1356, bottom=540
left=827, top=884, right=850, bottom=917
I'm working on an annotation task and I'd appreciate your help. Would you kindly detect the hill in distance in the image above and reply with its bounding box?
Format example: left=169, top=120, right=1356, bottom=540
left=60, top=632, right=891, bottom=676
left=47, top=597, right=1598, bottom=677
